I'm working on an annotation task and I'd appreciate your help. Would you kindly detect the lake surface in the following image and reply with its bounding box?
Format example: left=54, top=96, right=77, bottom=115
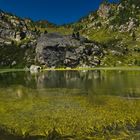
left=1, top=70, right=140, bottom=98
left=0, top=70, right=140, bottom=139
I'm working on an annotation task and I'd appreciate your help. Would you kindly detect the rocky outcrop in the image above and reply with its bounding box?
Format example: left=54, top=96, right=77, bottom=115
left=0, top=10, right=36, bottom=46
left=0, top=10, right=38, bottom=67
left=77, top=0, right=140, bottom=33
left=98, top=3, right=112, bottom=19
left=36, top=33, right=103, bottom=68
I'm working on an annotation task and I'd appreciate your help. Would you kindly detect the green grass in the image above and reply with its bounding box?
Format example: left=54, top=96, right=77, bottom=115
left=38, top=26, right=73, bottom=35
left=85, top=28, right=130, bottom=44
left=81, top=26, right=140, bottom=67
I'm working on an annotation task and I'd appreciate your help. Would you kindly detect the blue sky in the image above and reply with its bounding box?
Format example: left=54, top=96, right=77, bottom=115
left=0, top=0, right=118, bottom=25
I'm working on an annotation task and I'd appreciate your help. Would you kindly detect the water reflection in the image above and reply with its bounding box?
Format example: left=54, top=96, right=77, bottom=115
left=0, top=70, right=140, bottom=99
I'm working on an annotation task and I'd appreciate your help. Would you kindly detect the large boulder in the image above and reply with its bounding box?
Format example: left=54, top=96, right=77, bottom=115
left=36, top=33, right=103, bottom=68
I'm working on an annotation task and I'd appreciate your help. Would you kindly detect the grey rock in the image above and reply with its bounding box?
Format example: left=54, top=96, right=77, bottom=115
left=30, top=65, right=41, bottom=73
left=20, top=44, right=27, bottom=49
left=36, top=33, right=103, bottom=68
left=11, top=61, right=16, bottom=66
left=98, top=3, right=111, bottom=19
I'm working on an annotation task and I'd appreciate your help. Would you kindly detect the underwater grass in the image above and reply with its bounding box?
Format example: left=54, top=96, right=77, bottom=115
left=0, top=87, right=139, bottom=139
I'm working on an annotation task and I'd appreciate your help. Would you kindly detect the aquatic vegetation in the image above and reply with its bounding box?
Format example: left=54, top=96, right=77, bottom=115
left=0, top=70, right=139, bottom=139
left=0, top=91, right=139, bottom=139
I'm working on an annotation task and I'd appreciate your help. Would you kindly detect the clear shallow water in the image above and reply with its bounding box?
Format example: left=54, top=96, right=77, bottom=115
left=0, top=70, right=140, bottom=139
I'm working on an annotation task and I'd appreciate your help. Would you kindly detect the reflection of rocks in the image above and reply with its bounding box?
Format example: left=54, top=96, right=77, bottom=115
left=0, top=70, right=102, bottom=91
left=35, top=71, right=101, bottom=90
left=1, top=71, right=140, bottom=99
left=36, top=33, right=103, bottom=68
left=1, top=71, right=98, bottom=98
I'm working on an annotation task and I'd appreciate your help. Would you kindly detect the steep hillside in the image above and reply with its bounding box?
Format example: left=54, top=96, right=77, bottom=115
left=0, top=9, right=38, bottom=67
left=0, top=0, right=140, bottom=68
left=73, top=0, right=140, bottom=66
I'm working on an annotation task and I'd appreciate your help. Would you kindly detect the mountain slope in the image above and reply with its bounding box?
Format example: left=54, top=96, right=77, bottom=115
left=0, top=9, right=38, bottom=67
left=72, top=0, right=140, bottom=66
left=0, top=0, right=140, bottom=68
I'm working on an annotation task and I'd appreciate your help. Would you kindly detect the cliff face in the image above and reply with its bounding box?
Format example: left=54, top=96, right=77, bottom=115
left=0, top=0, right=140, bottom=68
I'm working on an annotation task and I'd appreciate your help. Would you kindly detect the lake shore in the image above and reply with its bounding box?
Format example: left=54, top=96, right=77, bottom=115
left=1, top=66, right=140, bottom=73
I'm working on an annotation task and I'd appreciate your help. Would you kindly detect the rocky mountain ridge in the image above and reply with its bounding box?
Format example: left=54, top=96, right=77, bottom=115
left=73, top=0, right=140, bottom=66
left=0, top=0, right=140, bottom=68
left=76, top=0, right=140, bottom=33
